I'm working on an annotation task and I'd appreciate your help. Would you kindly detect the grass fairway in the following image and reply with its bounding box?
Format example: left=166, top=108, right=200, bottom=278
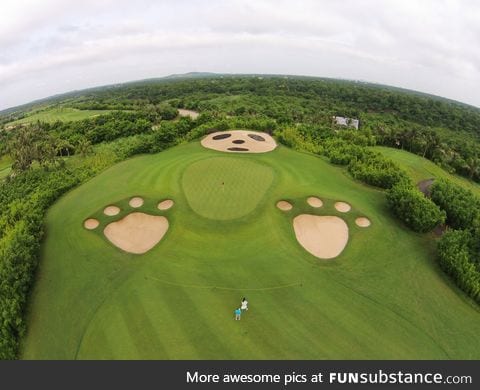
left=7, top=107, right=111, bottom=125
left=374, top=146, right=480, bottom=197
left=22, top=141, right=480, bottom=359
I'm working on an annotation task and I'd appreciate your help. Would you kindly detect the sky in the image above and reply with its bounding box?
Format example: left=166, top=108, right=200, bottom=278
left=1, top=0, right=480, bottom=110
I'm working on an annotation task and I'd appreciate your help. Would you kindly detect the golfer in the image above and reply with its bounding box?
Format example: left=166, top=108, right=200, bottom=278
left=234, top=308, right=242, bottom=320
left=241, top=297, right=248, bottom=311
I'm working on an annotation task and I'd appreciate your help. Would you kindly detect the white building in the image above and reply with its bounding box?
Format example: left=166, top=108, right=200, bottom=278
left=333, top=116, right=359, bottom=130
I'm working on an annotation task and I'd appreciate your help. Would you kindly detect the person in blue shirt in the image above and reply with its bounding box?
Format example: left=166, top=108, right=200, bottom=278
left=234, top=307, right=241, bottom=320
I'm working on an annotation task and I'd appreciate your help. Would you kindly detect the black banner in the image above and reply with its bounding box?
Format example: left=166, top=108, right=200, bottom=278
left=0, top=360, right=477, bottom=390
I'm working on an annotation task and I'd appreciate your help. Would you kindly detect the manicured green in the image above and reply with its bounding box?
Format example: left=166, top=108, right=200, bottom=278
left=374, top=146, right=480, bottom=197
left=21, top=141, right=480, bottom=359
left=7, top=107, right=111, bottom=125
left=182, top=157, right=275, bottom=220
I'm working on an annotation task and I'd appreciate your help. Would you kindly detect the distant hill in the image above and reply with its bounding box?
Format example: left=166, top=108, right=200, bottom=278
left=2, top=72, right=479, bottom=117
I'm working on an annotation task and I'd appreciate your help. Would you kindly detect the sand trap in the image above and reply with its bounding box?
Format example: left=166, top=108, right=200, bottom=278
left=334, top=202, right=351, bottom=213
left=129, top=197, right=144, bottom=208
left=355, top=217, right=371, bottom=227
left=84, top=218, right=99, bottom=230
left=293, top=215, right=349, bottom=259
left=104, top=212, right=169, bottom=254
left=201, top=130, right=277, bottom=153
left=277, top=200, right=293, bottom=211
left=158, top=199, right=174, bottom=210
left=104, top=205, right=120, bottom=216
left=178, top=109, right=199, bottom=119
left=307, top=197, right=323, bottom=208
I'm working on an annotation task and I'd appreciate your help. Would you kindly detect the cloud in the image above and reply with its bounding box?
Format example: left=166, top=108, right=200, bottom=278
left=0, top=0, right=479, bottom=109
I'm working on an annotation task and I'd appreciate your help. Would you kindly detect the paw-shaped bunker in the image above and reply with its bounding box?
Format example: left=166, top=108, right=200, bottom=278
left=277, top=197, right=371, bottom=259
left=83, top=196, right=174, bottom=254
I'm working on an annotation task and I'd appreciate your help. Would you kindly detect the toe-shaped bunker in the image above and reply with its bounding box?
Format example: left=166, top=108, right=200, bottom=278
left=355, top=217, right=371, bottom=227
left=157, top=199, right=174, bottom=210
left=103, top=212, right=168, bottom=254
left=277, top=200, right=293, bottom=211
left=307, top=197, right=323, bottom=208
left=84, top=218, right=99, bottom=230
left=293, top=214, right=349, bottom=259
left=129, top=197, right=144, bottom=208
left=104, top=205, right=120, bottom=216
left=334, top=202, right=351, bottom=213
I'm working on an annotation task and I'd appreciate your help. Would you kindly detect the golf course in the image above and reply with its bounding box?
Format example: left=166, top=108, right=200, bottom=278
left=20, top=132, right=480, bottom=359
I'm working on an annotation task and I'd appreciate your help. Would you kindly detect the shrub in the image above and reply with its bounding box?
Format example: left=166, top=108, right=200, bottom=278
left=322, top=139, right=365, bottom=165
left=438, top=230, right=480, bottom=303
left=0, top=168, right=81, bottom=359
left=386, top=183, right=446, bottom=232
left=430, top=179, right=480, bottom=230
left=349, top=155, right=410, bottom=189
left=274, top=127, right=321, bottom=153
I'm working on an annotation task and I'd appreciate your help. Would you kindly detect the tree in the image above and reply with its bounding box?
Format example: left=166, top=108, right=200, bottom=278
left=386, top=183, right=446, bottom=232
left=55, top=138, right=74, bottom=157
left=75, top=138, right=93, bottom=157
left=8, top=127, right=37, bottom=172
left=464, top=156, right=480, bottom=180
left=430, top=179, right=480, bottom=230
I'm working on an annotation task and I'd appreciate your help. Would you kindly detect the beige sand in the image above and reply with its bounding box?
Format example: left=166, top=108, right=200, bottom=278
left=158, top=199, right=174, bottom=210
left=277, top=200, right=293, bottom=211
left=201, top=130, right=277, bottom=153
left=307, top=197, right=323, bottom=208
left=104, top=205, right=120, bottom=216
left=84, top=218, right=99, bottom=230
left=334, top=201, right=351, bottom=213
left=129, top=197, right=144, bottom=208
left=178, top=109, right=199, bottom=119
left=355, top=217, right=371, bottom=227
left=293, top=215, right=349, bottom=259
left=104, top=212, right=168, bottom=254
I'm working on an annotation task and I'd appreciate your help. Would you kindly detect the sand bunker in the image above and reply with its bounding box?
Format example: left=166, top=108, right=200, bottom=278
left=178, top=109, right=199, bottom=119
left=201, top=130, right=277, bottom=153
left=104, top=205, right=120, bottom=216
left=334, top=202, right=351, bottom=213
left=307, top=197, right=323, bottom=208
left=158, top=199, right=174, bottom=210
left=103, top=212, right=168, bottom=254
left=129, top=197, right=144, bottom=208
left=277, top=200, right=293, bottom=211
left=84, top=218, right=99, bottom=230
left=293, top=215, right=349, bottom=259
left=355, top=217, right=371, bottom=227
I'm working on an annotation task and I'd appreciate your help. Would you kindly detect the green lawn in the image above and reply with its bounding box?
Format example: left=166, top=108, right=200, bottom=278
left=7, top=107, right=111, bottom=125
left=182, top=157, right=275, bottom=220
left=374, top=146, right=480, bottom=197
left=0, top=155, right=12, bottom=180
left=21, top=141, right=480, bottom=359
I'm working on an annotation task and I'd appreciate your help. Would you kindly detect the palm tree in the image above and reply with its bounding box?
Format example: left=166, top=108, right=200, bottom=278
left=55, top=139, right=73, bottom=157
left=75, top=138, right=93, bottom=157
left=464, top=156, right=480, bottom=180
left=8, top=127, right=36, bottom=171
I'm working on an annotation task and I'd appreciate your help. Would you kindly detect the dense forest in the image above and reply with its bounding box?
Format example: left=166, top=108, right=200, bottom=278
left=2, top=76, right=479, bottom=182
left=0, top=75, right=479, bottom=358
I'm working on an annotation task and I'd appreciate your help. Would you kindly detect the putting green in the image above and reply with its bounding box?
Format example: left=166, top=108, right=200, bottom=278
left=21, top=141, right=480, bottom=359
left=182, top=157, right=274, bottom=220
